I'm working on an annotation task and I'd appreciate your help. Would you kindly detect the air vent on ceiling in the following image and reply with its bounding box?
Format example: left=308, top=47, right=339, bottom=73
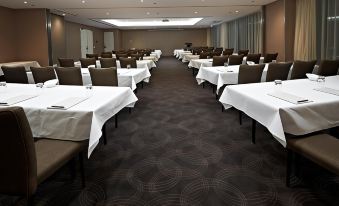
left=162, top=19, right=170, bottom=22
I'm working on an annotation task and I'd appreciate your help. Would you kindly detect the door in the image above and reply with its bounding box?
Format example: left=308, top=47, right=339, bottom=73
left=80, top=29, right=94, bottom=58
left=104, top=32, right=114, bottom=52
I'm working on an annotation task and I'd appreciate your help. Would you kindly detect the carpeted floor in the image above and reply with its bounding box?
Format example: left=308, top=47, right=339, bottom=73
left=1, top=57, right=339, bottom=206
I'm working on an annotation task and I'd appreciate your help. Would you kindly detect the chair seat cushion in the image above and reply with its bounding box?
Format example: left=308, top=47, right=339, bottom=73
left=287, top=134, right=339, bottom=175
left=35, top=139, right=86, bottom=184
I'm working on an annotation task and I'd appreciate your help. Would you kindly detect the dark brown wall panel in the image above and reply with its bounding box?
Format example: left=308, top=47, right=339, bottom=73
left=0, top=6, right=16, bottom=63
left=51, top=14, right=66, bottom=65
left=121, top=29, right=207, bottom=56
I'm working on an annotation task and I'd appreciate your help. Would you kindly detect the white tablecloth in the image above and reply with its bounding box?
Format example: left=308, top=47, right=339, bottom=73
left=188, top=57, right=265, bottom=69
left=176, top=51, right=191, bottom=59
left=173, top=49, right=184, bottom=57
left=0, top=84, right=138, bottom=157
left=182, top=54, right=199, bottom=63
left=81, top=68, right=151, bottom=91
left=179, top=52, right=192, bottom=60
left=152, top=50, right=162, bottom=59
left=0, top=61, right=40, bottom=75
left=26, top=68, right=151, bottom=91
left=196, top=64, right=270, bottom=94
left=219, top=76, right=339, bottom=147
left=75, top=60, right=156, bottom=70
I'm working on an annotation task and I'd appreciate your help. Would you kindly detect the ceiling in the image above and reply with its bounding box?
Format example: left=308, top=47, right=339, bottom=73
left=0, top=0, right=277, bottom=29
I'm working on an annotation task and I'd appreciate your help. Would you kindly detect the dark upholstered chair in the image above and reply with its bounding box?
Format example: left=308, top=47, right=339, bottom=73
left=89, top=68, right=118, bottom=86
left=238, top=64, right=265, bottom=84
left=0, top=107, right=86, bottom=205
left=290, top=60, right=317, bottom=80
left=246, top=54, right=261, bottom=64
left=214, top=47, right=223, bottom=52
left=119, top=57, right=137, bottom=68
left=100, top=58, right=117, bottom=68
left=264, top=53, right=279, bottom=63
left=212, top=56, right=228, bottom=66
left=101, top=52, right=113, bottom=58
left=223, top=48, right=234, bottom=56
left=58, top=58, right=74, bottom=67
left=228, top=55, right=244, bottom=65
left=265, top=62, right=293, bottom=82
left=317, top=60, right=339, bottom=76
left=86, top=53, right=99, bottom=60
left=1, top=66, right=28, bottom=84
left=238, top=50, right=249, bottom=56
left=80, top=58, right=97, bottom=68
left=55, top=67, right=83, bottom=85
left=211, top=51, right=222, bottom=57
left=116, top=53, right=128, bottom=60
left=30, top=67, right=56, bottom=83
left=131, top=53, right=143, bottom=60
left=286, top=134, right=339, bottom=187
left=199, top=52, right=209, bottom=59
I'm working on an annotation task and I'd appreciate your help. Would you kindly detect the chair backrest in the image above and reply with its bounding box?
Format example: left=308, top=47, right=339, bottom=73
left=55, top=67, right=83, bottom=85
left=116, top=53, right=128, bottom=60
left=86, top=54, right=99, bottom=60
left=131, top=53, right=143, bottom=60
left=238, top=64, right=265, bottom=84
left=238, top=50, right=249, bottom=56
left=214, top=47, right=223, bottom=52
left=89, top=68, right=118, bottom=86
left=264, top=53, right=278, bottom=63
left=211, top=51, right=222, bottom=57
left=1, top=66, right=28, bottom=84
left=317, top=60, right=339, bottom=76
left=246, top=53, right=261, bottom=64
left=223, top=48, right=234, bottom=56
left=212, top=56, right=228, bottom=66
left=266, top=62, right=293, bottom=82
left=0, top=107, right=37, bottom=197
left=58, top=58, right=74, bottom=67
left=120, top=57, right=137, bottom=68
left=80, top=58, right=96, bottom=68
left=199, top=52, right=209, bottom=59
left=100, top=58, right=117, bottom=68
left=30, top=67, right=56, bottom=83
left=290, top=60, right=317, bottom=80
left=101, top=52, right=112, bottom=58
left=228, top=55, right=244, bottom=65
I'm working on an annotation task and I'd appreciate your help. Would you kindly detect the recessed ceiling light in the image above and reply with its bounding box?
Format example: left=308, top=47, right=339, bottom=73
left=146, top=12, right=150, bottom=15
left=81, top=0, right=86, bottom=3
left=62, top=13, right=66, bottom=16
left=24, top=1, right=28, bottom=4
left=102, top=18, right=203, bottom=27
left=106, top=12, right=110, bottom=15
left=141, top=0, right=143, bottom=2
left=194, top=11, right=198, bottom=14
left=235, top=10, right=239, bottom=13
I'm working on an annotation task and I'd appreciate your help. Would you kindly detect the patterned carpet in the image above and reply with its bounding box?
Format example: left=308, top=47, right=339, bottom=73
left=1, top=57, right=339, bottom=206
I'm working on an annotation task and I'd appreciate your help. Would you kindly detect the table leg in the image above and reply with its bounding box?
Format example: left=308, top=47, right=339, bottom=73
left=286, top=149, right=293, bottom=187
left=102, top=123, right=107, bottom=145
left=252, top=119, right=256, bottom=144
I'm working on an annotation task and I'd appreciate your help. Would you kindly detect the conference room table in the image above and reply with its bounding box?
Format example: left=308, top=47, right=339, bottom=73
left=219, top=76, right=339, bottom=147
left=176, top=50, right=192, bottom=59
left=0, top=83, right=138, bottom=157
left=182, top=54, right=199, bottom=63
left=26, top=68, right=151, bottom=91
left=188, top=57, right=265, bottom=69
left=152, top=50, right=162, bottom=59
left=74, top=59, right=156, bottom=70
left=196, top=64, right=270, bottom=94
left=173, top=49, right=184, bottom=57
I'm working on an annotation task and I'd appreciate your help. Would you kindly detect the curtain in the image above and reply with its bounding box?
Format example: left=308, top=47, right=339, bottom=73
left=210, top=11, right=263, bottom=52
left=317, top=0, right=339, bottom=60
left=294, top=0, right=317, bottom=60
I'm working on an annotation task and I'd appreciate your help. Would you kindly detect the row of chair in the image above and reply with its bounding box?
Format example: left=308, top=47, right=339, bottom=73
left=199, top=52, right=278, bottom=64
left=58, top=57, right=138, bottom=68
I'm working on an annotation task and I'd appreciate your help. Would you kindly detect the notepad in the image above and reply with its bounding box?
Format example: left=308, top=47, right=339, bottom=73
left=268, top=91, right=310, bottom=104
left=0, top=95, right=37, bottom=106
left=314, top=87, right=339, bottom=96
left=48, top=97, right=89, bottom=110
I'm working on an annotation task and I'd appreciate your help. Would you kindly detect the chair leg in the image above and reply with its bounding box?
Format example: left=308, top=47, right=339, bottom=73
left=115, top=114, right=118, bottom=128
left=141, top=81, right=144, bottom=89
left=286, top=149, right=293, bottom=187
left=27, top=195, right=35, bottom=206
left=252, top=119, right=256, bottom=144
left=102, top=123, right=107, bottom=145
left=221, top=105, right=224, bottom=112
left=239, top=111, right=242, bottom=125
left=202, top=82, right=205, bottom=88
left=79, top=152, right=86, bottom=188
left=129, top=108, right=132, bottom=114
left=69, top=158, right=76, bottom=180
left=215, top=93, right=218, bottom=100
left=192, top=68, right=194, bottom=76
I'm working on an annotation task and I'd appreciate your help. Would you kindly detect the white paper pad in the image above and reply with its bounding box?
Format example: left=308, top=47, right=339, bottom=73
left=0, top=95, right=37, bottom=106
left=48, top=97, right=89, bottom=110
left=314, top=87, right=339, bottom=96
left=268, top=91, right=310, bottom=104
